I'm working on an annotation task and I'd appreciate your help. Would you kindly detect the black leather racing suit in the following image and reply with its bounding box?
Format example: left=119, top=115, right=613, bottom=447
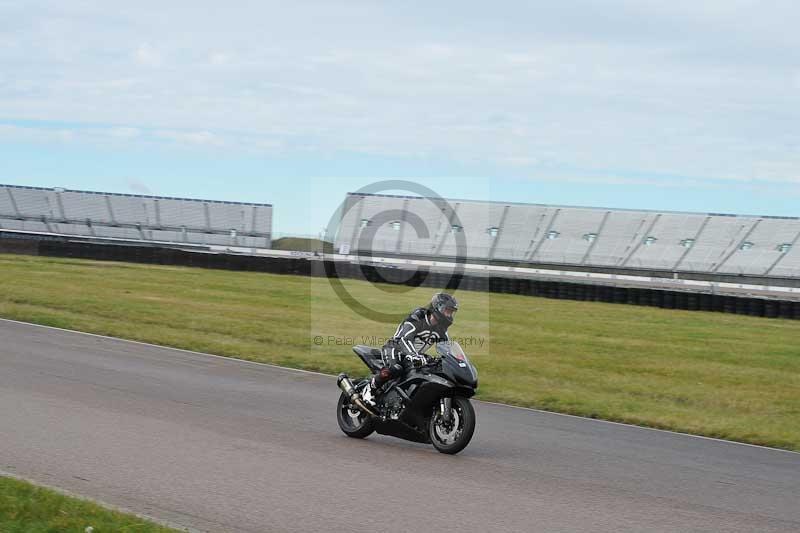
left=374, top=307, right=450, bottom=388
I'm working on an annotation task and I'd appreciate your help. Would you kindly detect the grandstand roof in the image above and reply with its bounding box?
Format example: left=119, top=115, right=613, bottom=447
left=345, top=192, right=797, bottom=221
left=0, top=183, right=273, bottom=248
left=338, top=191, right=800, bottom=277
left=1, top=183, right=272, bottom=207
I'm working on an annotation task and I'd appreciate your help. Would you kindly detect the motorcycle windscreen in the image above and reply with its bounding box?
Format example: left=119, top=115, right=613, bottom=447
left=436, top=340, right=466, bottom=359
left=436, top=341, right=478, bottom=389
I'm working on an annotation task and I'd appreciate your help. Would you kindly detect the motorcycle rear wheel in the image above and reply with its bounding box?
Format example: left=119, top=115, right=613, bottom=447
left=336, top=391, right=376, bottom=438
left=429, top=397, right=475, bottom=455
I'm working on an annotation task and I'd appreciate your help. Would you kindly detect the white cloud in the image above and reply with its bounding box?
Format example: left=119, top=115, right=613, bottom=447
left=0, top=1, right=798, bottom=183
left=133, top=43, right=162, bottom=67
left=0, top=124, right=75, bottom=143
left=252, top=138, right=285, bottom=152
left=208, top=52, right=230, bottom=66
left=154, top=129, right=222, bottom=146
left=107, top=127, right=141, bottom=139
left=498, top=156, right=541, bottom=167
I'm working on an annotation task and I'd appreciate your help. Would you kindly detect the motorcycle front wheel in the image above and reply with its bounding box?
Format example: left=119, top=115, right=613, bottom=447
left=429, top=397, right=476, bottom=455
left=336, top=391, right=376, bottom=439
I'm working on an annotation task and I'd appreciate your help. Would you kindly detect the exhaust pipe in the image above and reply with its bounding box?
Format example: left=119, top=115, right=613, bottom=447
left=337, top=373, right=357, bottom=397
left=337, top=373, right=378, bottom=417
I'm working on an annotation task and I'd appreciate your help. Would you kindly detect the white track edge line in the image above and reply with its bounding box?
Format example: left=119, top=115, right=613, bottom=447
left=475, top=399, right=800, bottom=455
left=0, top=317, right=332, bottom=378
left=2, top=317, right=798, bottom=456
left=0, top=469, right=200, bottom=532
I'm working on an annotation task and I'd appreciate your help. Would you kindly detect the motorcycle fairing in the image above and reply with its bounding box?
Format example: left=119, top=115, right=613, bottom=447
left=352, top=345, right=383, bottom=373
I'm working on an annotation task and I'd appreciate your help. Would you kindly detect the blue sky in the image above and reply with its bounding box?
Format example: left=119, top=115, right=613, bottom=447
left=1, top=1, right=798, bottom=234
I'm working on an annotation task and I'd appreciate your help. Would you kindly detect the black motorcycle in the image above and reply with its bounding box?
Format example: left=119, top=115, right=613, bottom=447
left=336, top=341, right=478, bottom=454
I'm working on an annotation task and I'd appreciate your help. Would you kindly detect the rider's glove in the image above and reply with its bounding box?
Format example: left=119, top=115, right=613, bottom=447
left=405, top=353, right=427, bottom=368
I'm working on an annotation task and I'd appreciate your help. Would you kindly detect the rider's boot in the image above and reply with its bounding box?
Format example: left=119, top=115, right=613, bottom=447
left=363, top=363, right=404, bottom=408
left=361, top=377, right=378, bottom=408
left=362, top=366, right=392, bottom=408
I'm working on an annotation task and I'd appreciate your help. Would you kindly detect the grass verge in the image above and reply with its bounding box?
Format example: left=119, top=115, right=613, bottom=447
left=1, top=253, right=799, bottom=450
left=0, top=475, right=180, bottom=532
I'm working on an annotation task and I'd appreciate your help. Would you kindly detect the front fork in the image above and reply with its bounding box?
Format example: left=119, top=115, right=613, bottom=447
left=439, top=397, right=453, bottom=424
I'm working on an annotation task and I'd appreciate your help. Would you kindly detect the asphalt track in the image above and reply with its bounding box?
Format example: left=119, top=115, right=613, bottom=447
left=1, top=319, right=798, bottom=533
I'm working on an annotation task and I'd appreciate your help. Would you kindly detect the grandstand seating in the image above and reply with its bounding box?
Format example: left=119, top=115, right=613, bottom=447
left=0, top=184, right=272, bottom=248
left=337, top=193, right=800, bottom=278
left=4, top=184, right=797, bottom=279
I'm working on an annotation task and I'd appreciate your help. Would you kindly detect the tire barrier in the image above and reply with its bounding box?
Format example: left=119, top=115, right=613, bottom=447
left=2, top=235, right=797, bottom=320
left=662, top=292, right=675, bottom=309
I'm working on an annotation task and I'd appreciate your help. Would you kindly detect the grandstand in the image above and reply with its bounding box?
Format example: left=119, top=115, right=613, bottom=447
left=3, top=184, right=798, bottom=281
left=2, top=183, right=799, bottom=315
left=336, top=193, right=800, bottom=279
left=0, top=184, right=272, bottom=248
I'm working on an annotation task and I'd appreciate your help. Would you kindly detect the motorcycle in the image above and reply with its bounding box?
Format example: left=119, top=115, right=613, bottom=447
left=336, top=341, right=478, bottom=455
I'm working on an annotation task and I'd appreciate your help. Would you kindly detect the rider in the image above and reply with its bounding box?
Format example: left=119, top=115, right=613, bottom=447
left=363, top=292, right=459, bottom=405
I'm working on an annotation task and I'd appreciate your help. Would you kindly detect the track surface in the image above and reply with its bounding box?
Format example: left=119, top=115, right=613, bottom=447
left=1, top=319, right=798, bottom=533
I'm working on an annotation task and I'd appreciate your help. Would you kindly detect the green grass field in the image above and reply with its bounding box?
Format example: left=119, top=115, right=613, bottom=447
left=0, top=475, right=180, bottom=532
left=1, top=253, right=799, bottom=450
left=271, top=236, right=332, bottom=253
